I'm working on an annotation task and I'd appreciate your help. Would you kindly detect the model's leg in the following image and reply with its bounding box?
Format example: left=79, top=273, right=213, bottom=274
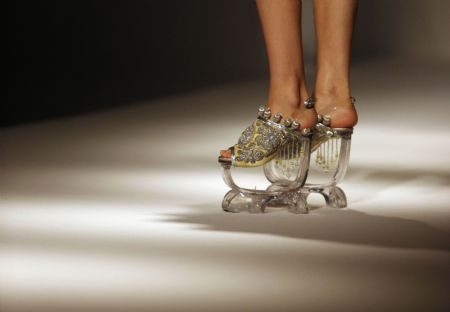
left=256, top=0, right=316, bottom=128
left=313, top=0, right=358, bottom=128
left=220, top=0, right=316, bottom=158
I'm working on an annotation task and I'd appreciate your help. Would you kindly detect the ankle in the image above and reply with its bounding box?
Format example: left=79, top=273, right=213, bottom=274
left=268, top=95, right=300, bottom=111
left=314, top=88, right=351, bottom=99
left=268, top=81, right=306, bottom=111
left=314, top=75, right=351, bottom=99
left=313, top=86, right=353, bottom=108
left=268, top=86, right=301, bottom=112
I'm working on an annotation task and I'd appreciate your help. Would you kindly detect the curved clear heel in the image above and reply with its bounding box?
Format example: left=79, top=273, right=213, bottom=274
left=220, top=132, right=312, bottom=214
left=302, top=127, right=353, bottom=209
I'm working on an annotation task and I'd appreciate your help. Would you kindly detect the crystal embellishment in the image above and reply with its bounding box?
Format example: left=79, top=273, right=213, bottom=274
left=235, top=119, right=285, bottom=164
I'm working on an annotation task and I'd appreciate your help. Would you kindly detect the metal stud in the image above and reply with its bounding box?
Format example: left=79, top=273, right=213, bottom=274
left=263, top=108, right=271, bottom=119
left=322, top=115, right=331, bottom=126
left=258, top=106, right=265, bottom=117
left=317, top=114, right=323, bottom=123
left=291, top=119, right=300, bottom=130
left=284, top=118, right=293, bottom=127
left=304, top=97, right=315, bottom=109
left=301, top=128, right=312, bottom=136
left=271, top=112, right=282, bottom=123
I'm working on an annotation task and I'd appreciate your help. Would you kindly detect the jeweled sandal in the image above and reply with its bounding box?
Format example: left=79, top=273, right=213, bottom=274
left=301, top=96, right=356, bottom=210
left=218, top=108, right=314, bottom=213
left=218, top=107, right=313, bottom=167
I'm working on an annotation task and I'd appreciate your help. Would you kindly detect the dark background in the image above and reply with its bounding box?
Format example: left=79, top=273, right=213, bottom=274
left=5, top=0, right=267, bottom=127
left=5, top=0, right=449, bottom=127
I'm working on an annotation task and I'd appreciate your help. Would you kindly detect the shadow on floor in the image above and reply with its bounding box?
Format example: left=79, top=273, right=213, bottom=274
left=162, top=203, right=450, bottom=251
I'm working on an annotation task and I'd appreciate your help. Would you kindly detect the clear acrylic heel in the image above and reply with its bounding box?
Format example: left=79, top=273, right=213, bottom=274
left=302, top=126, right=353, bottom=209
left=220, top=131, right=312, bottom=214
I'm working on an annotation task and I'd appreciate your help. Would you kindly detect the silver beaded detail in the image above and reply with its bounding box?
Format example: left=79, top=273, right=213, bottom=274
left=283, top=118, right=293, bottom=127
left=304, top=97, right=315, bottom=109
left=258, top=106, right=265, bottom=118
left=271, top=112, right=282, bottom=123
left=301, top=128, right=312, bottom=136
left=291, top=119, right=300, bottom=130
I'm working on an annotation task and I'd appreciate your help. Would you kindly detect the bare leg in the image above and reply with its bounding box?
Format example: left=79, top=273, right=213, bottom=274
left=313, top=0, right=358, bottom=128
left=220, top=0, right=316, bottom=158
left=256, top=0, right=317, bottom=128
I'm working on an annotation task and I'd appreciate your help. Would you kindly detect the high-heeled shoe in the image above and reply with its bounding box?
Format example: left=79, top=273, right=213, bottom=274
left=218, top=107, right=313, bottom=167
left=218, top=105, right=315, bottom=213
left=307, top=96, right=356, bottom=171
left=301, top=96, right=356, bottom=209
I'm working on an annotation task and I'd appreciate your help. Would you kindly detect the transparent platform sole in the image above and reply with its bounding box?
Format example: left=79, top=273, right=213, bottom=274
left=303, top=127, right=352, bottom=211
left=219, top=128, right=352, bottom=214
left=220, top=135, right=311, bottom=214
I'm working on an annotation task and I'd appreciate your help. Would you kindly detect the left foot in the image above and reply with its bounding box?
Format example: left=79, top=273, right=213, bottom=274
left=314, top=95, right=358, bottom=128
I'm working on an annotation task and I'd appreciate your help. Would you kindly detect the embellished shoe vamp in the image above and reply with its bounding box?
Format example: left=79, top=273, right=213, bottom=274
left=234, top=119, right=286, bottom=165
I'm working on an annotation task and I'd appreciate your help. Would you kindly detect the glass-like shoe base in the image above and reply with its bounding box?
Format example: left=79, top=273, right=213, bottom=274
left=301, top=185, right=347, bottom=209
left=221, top=188, right=309, bottom=214
left=302, top=127, right=352, bottom=211
left=220, top=135, right=311, bottom=214
left=219, top=128, right=352, bottom=214
left=220, top=185, right=346, bottom=214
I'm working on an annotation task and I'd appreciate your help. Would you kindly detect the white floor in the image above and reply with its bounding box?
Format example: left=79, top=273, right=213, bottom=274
left=1, top=58, right=450, bottom=312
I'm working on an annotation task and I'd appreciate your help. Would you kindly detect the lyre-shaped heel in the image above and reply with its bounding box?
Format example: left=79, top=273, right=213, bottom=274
left=219, top=131, right=312, bottom=213
left=302, top=126, right=353, bottom=209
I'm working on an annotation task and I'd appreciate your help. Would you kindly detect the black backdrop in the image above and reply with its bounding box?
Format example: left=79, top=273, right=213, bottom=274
left=5, top=0, right=266, bottom=127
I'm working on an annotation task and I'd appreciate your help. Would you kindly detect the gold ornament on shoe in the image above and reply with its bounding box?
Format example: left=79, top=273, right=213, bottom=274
left=234, top=118, right=285, bottom=166
left=219, top=107, right=312, bottom=167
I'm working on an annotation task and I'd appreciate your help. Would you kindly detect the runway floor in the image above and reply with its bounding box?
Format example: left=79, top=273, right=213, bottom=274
left=1, top=58, right=450, bottom=311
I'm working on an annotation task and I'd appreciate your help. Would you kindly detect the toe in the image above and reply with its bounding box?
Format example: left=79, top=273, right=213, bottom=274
left=220, top=149, right=232, bottom=158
